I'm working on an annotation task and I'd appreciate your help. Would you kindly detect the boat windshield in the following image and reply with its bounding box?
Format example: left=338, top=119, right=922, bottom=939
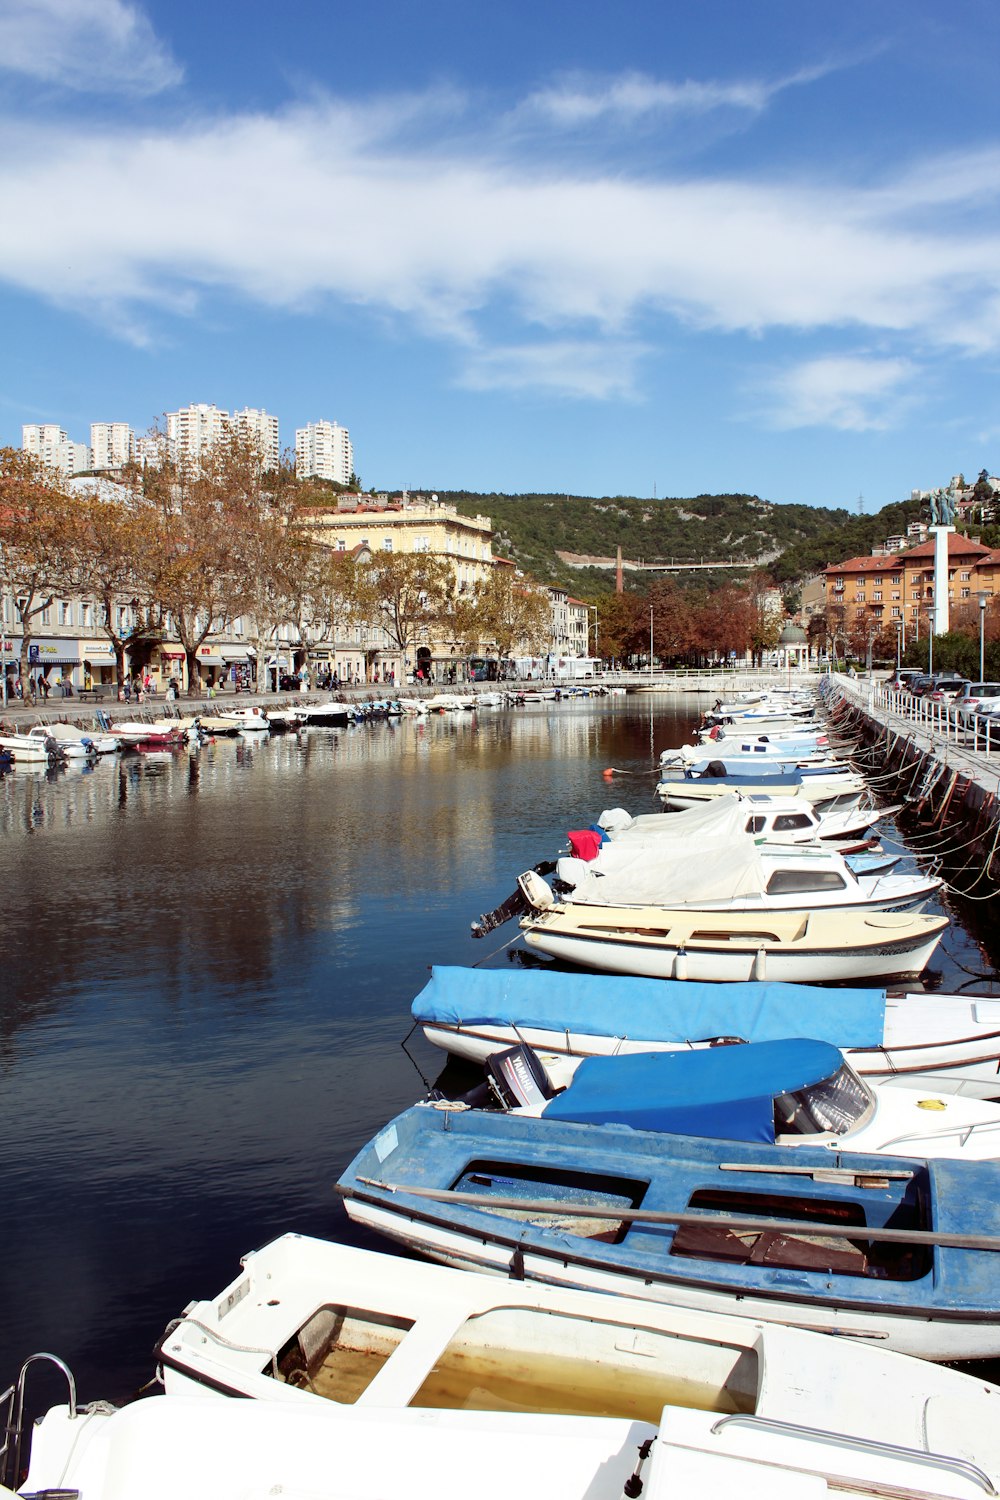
left=773, top=1062, right=874, bottom=1137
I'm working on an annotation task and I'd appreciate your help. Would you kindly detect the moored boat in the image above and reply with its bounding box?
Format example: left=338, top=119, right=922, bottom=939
left=412, top=965, right=1000, bottom=1098
left=519, top=897, right=948, bottom=983
left=338, top=1103, right=1000, bottom=1360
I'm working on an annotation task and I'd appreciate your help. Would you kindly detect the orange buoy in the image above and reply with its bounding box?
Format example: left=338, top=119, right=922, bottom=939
left=602, top=768, right=616, bottom=779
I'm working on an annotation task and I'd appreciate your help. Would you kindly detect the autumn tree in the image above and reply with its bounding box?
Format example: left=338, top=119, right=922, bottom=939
left=592, top=592, right=645, bottom=666
left=73, top=483, right=160, bottom=688
left=132, top=434, right=242, bottom=695
left=0, top=448, right=81, bottom=685
left=454, top=565, right=551, bottom=662
left=354, top=552, right=454, bottom=664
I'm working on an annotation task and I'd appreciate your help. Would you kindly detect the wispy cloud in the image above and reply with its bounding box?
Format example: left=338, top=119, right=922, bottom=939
left=756, top=355, right=919, bottom=432
left=0, top=75, right=998, bottom=405
left=459, top=340, right=649, bottom=400
left=0, top=0, right=181, bottom=95
left=517, top=62, right=840, bottom=129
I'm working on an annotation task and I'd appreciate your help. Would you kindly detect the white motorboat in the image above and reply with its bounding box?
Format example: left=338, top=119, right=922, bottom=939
left=154, top=1231, right=1000, bottom=1484
left=18, top=1380, right=1000, bottom=1500
left=465, top=1034, right=1000, bottom=1163
left=0, top=731, right=59, bottom=764
left=213, top=707, right=270, bottom=732
left=552, top=839, right=941, bottom=915
left=656, top=764, right=866, bottom=810
left=414, top=965, right=1000, bottom=1099
left=27, top=723, right=101, bottom=758
left=519, top=893, right=948, bottom=982
left=603, top=796, right=894, bottom=853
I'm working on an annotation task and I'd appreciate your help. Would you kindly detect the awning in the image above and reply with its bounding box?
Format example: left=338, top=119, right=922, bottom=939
left=29, top=638, right=84, bottom=662
left=196, top=654, right=224, bottom=667
left=221, top=646, right=255, bottom=661
left=159, top=648, right=185, bottom=660
left=266, top=655, right=291, bottom=668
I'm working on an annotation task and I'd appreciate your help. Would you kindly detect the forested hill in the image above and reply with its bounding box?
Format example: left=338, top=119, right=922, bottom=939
left=434, top=490, right=925, bottom=593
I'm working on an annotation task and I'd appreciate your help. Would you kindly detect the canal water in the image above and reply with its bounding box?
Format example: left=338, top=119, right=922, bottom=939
left=1, top=697, right=997, bottom=1405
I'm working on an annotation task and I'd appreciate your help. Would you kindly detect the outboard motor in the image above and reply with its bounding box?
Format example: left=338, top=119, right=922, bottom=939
left=485, top=1044, right=561, bottom=1110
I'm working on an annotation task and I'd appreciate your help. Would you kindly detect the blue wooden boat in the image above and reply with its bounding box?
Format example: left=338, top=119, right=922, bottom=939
left=338, top=1104, right=1000, bottom=1360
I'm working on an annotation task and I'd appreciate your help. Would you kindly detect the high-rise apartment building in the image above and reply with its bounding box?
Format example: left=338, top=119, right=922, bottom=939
left=231, top=407, right=280, bottom=471
left=22, top=423, right=90, bottom=476
left=165, top=403, right=230, bottom=466
left=295, top=420, right=354, bottom=485
left=90, top=422, right=135, bottom=472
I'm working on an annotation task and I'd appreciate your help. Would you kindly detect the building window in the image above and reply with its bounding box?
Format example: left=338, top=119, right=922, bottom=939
left=81, top=601, right=92, bottom=627
left=59, top=600, right=71, bottom=625
left=891, top=607, right=901, bottom=618
left=40, top=604, right=51, bottom=624
left=872, top=592, right=882, bottom=602
left=892, top=574, right=901, bottom=584
left=962, top=588, right=970, bottom=598
left=891, top=591, right=900, bottom=600
left=873, top=576, right=883, bottom=585
left=382, top=537, right=393, bottom=552
left=336, top=539, right=346, bottom=552
left=961, top=571, right=971, bottom=581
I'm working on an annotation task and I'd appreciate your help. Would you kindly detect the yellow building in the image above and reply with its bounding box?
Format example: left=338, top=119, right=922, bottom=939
left=304, top=493, right=494, bottom=683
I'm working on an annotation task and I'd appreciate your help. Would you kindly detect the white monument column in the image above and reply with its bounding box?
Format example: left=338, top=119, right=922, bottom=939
left=930, top=525, right=953, bottom=637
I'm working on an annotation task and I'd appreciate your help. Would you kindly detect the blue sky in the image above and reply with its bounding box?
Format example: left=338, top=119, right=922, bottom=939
left=1, top=0, right=999, bottom=509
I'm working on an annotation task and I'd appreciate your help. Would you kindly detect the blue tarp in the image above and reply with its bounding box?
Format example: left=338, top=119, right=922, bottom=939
left=542, top=1037, right=844, bottom=1141
left=412, top=966, right=887, bottom=1047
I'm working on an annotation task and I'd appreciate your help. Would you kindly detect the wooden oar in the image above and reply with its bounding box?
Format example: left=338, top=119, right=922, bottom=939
left=347, top=1176, right=1000, bottom=1253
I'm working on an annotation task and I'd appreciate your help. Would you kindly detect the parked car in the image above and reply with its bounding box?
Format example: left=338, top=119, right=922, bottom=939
left=907, top=674, right=935, bottom=697
left=955, top=682, right=1000, bottom=720
left=927, top=675, right=968, bottom=703
left=886, top=667, right=922, bottom=691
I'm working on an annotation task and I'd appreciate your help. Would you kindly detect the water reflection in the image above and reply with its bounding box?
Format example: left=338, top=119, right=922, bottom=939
left=0, top=698, right=996, bottom=1403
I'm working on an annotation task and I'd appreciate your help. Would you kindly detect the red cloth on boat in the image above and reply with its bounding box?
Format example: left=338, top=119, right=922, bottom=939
left=567, top=829, right=604, bottom=861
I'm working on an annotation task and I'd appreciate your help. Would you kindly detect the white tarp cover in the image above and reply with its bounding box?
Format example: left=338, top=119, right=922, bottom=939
left=565, top=832, right=768, bottom=906
left=598, top=793, right=750, bottom=844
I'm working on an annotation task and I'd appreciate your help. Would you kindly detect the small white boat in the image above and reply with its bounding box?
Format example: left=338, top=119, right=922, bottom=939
left=552, top=840, right=940, bottom=915
left=0, top=731, right=58, bottom=764
left=519, top=894, right=948, bottom=982
left=20, top=1380, right=1000, bottom=1500
left=27, top=723, right=100, bottom=758
left=153, top=1231, right=1000, bottom=1486
left=213, top=707, right=270, bottom=732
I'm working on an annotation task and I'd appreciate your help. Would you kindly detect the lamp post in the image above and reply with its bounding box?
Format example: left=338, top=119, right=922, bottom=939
left=979, top=592, right=989, bottom=682
left=649, top=604, right=654, bottom=678
left=895, top=621, right=902, bottom=672
left=926, top=607, right=935, bottom=677
left=588, top=604, right=599, bottom=663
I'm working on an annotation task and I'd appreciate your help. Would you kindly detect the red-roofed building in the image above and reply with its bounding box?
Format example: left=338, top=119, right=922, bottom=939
left=823, top=533, right=998, bottom=644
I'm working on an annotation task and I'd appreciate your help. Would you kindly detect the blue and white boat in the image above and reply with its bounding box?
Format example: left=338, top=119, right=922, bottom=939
left=338, top=1104, right=1000, bottom=1360
left=413, top=966, right=1000, bottom=1099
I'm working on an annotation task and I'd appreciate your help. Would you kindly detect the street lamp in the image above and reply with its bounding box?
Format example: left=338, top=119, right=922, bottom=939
left=978, top=592, right=989, bottom=682
left=588, top=604, right=599, bottom=662
left=925, top=607, right=935, bottom=677
left=649, top=604, right=654, bottom=678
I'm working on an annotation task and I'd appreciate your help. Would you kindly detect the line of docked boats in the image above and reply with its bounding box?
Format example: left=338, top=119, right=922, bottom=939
left=10, top=682, right=1000, bottom=1498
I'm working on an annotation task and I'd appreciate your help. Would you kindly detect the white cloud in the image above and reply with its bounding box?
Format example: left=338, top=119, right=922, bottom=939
left=459, top=341, right=648, bottom=400
left=756, top=355, right=918, bottom=432
left=0, top=82, right=998, bottom=403
left=0, top=0, right=181, bottom=95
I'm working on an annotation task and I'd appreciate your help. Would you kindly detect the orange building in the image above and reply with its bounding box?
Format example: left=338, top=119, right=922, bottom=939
left=823, top=534, right=999, bottom=646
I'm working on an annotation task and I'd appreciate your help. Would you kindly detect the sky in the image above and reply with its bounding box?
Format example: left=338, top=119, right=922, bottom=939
left=1, top=0, right=999, bottom=510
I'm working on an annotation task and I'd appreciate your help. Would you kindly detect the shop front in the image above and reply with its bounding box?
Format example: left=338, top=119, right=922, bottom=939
left=221, top=645, right=255, bottom=692
left=28, top=637, right=86, bottom=694
left=157, top=647, right=186, bottom=693
left=195, top=645, right=225, bottom=689
left=81, top=639, right=118, bottom=688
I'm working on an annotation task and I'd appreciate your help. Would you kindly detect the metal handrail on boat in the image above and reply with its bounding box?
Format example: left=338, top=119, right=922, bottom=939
left=0, top=1352, right=77, bottom=1491
left=710, top=1413, right=997, bottom=1495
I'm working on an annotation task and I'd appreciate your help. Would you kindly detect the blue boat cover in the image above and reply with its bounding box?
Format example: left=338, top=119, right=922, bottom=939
left=412, top=967, right=887, bottom=1047
left=541, top=1037, right=843, bottom=1141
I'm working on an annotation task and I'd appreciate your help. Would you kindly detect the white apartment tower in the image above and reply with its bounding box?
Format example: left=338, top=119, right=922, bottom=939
left=295, top=420, right=354, bottom=485
left=165, top=403, right=230, bottom=466
left=90, top=422, right=135, bottom=472
left=231, top=407, right=280, bottom=471
left=22, top=423, right=90, bottom=476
